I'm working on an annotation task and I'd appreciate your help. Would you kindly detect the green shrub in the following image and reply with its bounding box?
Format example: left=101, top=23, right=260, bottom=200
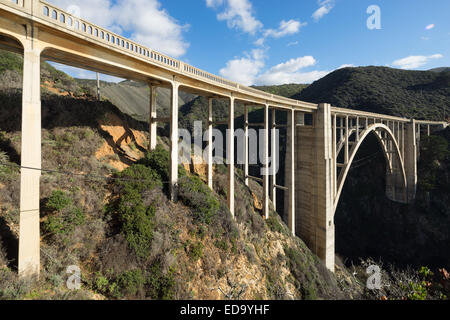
left=146, top=264, right=176, bottom=300
left=46, top=190, right=72, bottom=212
left=108, top=164, right=162, bottom=259
left=407, top=281, right=428, bottom=300
left=137, top=144, right=170, bottom=182
left=118, top=270, right=146, bottom=297
left=267, top=213, right=285, bottom=235
left=43, top=190, right=85, bottom=236
left=188, top=242, right=204, bottom=261
left=214, top=239, right=228, bottom=251
left=178, top=174, right=220, bottom=225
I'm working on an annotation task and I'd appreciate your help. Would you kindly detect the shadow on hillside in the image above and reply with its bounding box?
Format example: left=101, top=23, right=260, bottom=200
left=0, top=216, right=18, bottom=270
left=0, top=91, right=169, bottom=165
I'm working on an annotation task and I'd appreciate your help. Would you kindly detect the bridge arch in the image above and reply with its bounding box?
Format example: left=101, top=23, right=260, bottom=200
left=333, top=123, right=407, bottom=213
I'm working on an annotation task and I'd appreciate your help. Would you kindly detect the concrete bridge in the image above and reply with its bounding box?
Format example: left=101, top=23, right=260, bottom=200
left=0, top=0, right=447, bottom=277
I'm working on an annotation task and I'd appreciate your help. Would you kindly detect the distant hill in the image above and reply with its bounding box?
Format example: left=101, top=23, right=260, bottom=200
left=75, top=79, right=197, bottom=121
left=252, top=83, right=308, bottom=98
left=293, top=66, right=450, bottom=121
left=429, top=67, right=450, bottom=73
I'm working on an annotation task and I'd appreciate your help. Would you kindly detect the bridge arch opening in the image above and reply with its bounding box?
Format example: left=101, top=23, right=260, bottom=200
left=334, top=126, right=407, bottom=267
left=334, top=123, right=407, bottom=211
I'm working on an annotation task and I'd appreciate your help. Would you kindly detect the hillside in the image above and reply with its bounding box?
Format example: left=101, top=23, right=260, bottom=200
left=75, top=79, right=197, bottom=122
left=0, top=50, right=449, bottom=300
left=429, top=67, right=450, bottom=73
left=293, top=66, right=450, bottom=121
left=0, top=50, right=364, bottom=300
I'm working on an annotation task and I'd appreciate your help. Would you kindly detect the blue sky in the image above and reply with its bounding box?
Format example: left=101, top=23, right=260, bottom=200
left=48, top=0, right=450, bottom=85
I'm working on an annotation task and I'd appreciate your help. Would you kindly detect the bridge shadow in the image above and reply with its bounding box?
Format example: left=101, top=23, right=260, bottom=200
left=0, top=91, right=156, bottom=164
left=0, top=216, right=18, bottom=270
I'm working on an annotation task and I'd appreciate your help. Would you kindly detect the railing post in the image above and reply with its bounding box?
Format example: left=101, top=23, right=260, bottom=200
left=19, top=33, right=42, bottom=278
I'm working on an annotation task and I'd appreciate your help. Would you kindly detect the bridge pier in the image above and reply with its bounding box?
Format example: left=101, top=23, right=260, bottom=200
left=18, top=37, right=42, bottom=278
left=295, top=104, right=335, bottom=272
left=207, top=98, right=213, bottom=189
left=285, top=109, right=296, bottom=235
left=148, top=85, right=157, bottom=150
left=227, top=97, right=235, bottom=217
left=405, top=120, right=417, bottom=202
left=170, top=80, right=179, bottom=201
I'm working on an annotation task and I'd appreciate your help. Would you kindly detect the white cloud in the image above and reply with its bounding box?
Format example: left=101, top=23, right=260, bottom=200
left=392, top=54, right=443, bottom=69
left=287, top=41, right=299, bottom=47
left=256, top=56, right=328, bottom=85
left=219, top=49, right=265, bottom=85
left=312, top=0, right=335, bottom=21
left=263, top=19, right=306, bottom=39
left=425, top=24, right=435, bottom=30
left=206, top=0, right=263, bottom=35
left=254, top=37, right=265, bottom=46
left=220, top=53, right=330, bottom=86
left=206, top=0, right=223, bottom=8
left=48, top=0, right=189, bottom=57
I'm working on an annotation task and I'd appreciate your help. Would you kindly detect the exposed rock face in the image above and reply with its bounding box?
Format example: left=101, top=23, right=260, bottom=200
left=95, top=112, right=148, bottom=171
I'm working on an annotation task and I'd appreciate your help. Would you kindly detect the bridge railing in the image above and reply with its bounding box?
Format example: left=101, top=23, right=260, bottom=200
left=1, top=0, right=316, bottom=108
left=36, top=0, right=181, bottom=73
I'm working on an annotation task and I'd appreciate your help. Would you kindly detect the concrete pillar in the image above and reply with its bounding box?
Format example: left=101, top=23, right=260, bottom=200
left=96, top=72, right=100, bottom=101
left=227, top=97, right=235, bottom=217
left=345, top=115, right=349, bottom=164
left=149, top=85, right=157, bottom=150
left=19, top=41, right=42, bottom=278
left=405, top=120, right=417, bottom=202
left=244, top=105, right=249, bottom=187
left=263, top=104, right=270, bottom=220
left=270, top=108, right=277, bottom=211
left=207, top=98, right=213, bottom=189
left=170, top=80, right=179, bottom=201
left=356, top=116, right=360, bottom=142
left=287, top=109, right=295, bottom=235
left=332, top=114, right=337, bottom=199
left=296, top=104, right=335, bottom=272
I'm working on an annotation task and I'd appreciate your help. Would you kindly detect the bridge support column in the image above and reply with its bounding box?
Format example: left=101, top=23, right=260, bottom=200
left=270, top=108, right=277, bottom=211
left=286, top=109, right=296, bottom=235
left=405, top=120, right=417, bottom=203
left=227, top=97, right=235, bottom=217
left=207, top=98, right=213, bottom=189
left=385, top=122, right=408, bottom=203
left=19, top=40, right=42, bottom=278
left=170, top=80, right=179, bottom=201
left=263, top=104, right=270, bottom=219
left=149, top=85, right=157, bottom=150
left=295, top=104, right=335, bottom=272
left=244, top=105, right=249, bottom=187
